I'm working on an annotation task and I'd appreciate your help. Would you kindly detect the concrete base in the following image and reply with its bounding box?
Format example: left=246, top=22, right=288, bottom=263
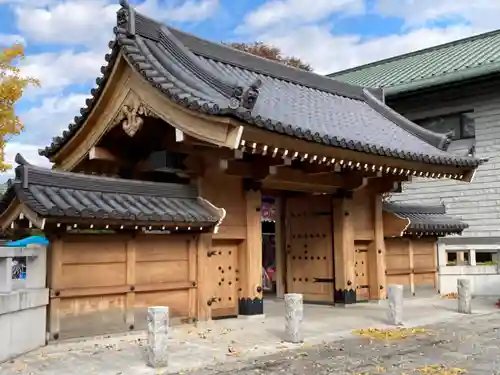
left=237, top=314, right=266, bottom=320
left=0, top=288, right=49, bottom=363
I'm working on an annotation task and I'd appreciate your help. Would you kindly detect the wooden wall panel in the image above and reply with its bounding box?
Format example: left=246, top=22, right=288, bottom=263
left=133, top=290, right=190, bottom=330
left=385, top=239, right=411, bottom=292
left=49, top=234, right=198, bottom=340
left=385, top=237, right=438, bottom=297
left=135, top=237, right=189, bottom=262
left=58, top=294, right=126, bottom=339
left=351, top=189, right=375, bottom=241
left=62, top=263, right=127, bottom=288
left=62, top=237, right=126, bottom=264
left=61, top=236, right=127, bottom=289
left=199, top=173, right=246, bottom=240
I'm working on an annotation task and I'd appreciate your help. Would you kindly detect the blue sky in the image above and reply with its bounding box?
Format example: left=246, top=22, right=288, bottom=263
left=0, top=0, right=496, bottom=180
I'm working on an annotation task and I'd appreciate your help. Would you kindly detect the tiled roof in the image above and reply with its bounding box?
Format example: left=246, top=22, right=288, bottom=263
left=383, top=202, right=468, bottom=235
left=38, top=0, right=482, bottom=170
left=328, top=29, right=500, bottom=96
left=1, top=154, right=221, bottom=226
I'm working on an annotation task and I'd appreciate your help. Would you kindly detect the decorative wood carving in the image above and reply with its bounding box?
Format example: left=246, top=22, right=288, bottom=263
left=112, top=93, right=158, bottom=137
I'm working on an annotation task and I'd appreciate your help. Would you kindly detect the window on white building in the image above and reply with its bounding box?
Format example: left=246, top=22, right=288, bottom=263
left=416, top=112, right=475, bottom=141
left=446, top=250, right=469, bottom=266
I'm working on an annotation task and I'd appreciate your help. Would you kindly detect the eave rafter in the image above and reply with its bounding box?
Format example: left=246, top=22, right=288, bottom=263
left=238, top=135, right=474, bottom=182
left=0, top=200, right=46, bottom=232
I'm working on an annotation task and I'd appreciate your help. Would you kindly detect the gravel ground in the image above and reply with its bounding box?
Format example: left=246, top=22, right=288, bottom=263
left=179, top=312, right=500, bottom=375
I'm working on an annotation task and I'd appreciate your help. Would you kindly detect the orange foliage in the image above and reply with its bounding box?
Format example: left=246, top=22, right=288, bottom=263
left=227, top=42, right=313, bottom=72
left=0, top=44, right=39, bottom=171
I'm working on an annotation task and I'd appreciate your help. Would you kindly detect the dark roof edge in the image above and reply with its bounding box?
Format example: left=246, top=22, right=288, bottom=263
left=13, top=153, right=199, bottom=198
left=362, top=89, right=452, bottom=151
left=384, top=62, right=500, bottom=96
left=383, top=202, right=446, bottom=215
left=327, top=28, right=500, bottom=79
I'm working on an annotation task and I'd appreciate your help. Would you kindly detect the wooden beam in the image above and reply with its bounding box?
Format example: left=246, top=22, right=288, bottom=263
left=125, top=235, right=136, bottom=330
left=238, top=189, right=263, bottom=315
left=175, top=129, right=185, bottom=142
left=218, top=159, right=269, bottom=179
left=265, top=167, right=367, bottom=191
left=48, top=236, right=63, bottom=340
left=89, top=146, right=118, bottom=162
left=408, top=238, right=415, bottom=296
left=383, top=211, right=410, bottom=237
left=188, top=236, right=197, bottom=321
left=196, top=233, right=212, bottom=321
left=333, top=196, right=356, bottom=304
left=274, top=196, right=285, bottom=299
left=367, top=194, right=387, bottom=300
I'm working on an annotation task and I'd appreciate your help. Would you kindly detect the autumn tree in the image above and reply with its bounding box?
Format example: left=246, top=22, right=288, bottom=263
left=226, top=42, right=312, bottom=72
left=0, top=44, right=39, bottom=171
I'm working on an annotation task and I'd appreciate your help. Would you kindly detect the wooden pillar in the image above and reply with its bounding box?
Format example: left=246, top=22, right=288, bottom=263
left=196, top=233, right=212, bottom=321
left=367, top=195, right=387, bottom=300
left=333, top=195, right=356, bottom=304
left=238, top=188, right=263, bottom=315
left=48, top=236, right=63, bottom=340
left=188, top=235, right=197, bottom=321
left=408, top=238, right=415, bottom=296
left=274, top=196, right=285, bottom=299
left=125, top=235, right=136, bottom=329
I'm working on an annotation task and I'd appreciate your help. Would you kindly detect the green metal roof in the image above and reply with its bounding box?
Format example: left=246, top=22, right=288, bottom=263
left=328, top=29, right=500, bottom=96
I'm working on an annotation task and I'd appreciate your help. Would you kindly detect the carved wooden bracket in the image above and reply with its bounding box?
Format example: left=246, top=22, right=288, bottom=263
left=112, top=93, right=158, bottom=137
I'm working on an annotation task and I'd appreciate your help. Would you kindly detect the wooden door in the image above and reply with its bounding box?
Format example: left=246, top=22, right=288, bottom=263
left=355, top=245, right=370, bottom=301
left=285, top=195, right=334, bottom=303
left=208, top=240, right=239, bottom=318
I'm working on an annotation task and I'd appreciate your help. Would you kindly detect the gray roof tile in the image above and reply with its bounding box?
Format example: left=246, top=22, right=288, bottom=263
left=39, top=0, right=482, bottom=170
left=1, top=154, right=219, bottom=226
left=384, top=202, right=468, bottom=235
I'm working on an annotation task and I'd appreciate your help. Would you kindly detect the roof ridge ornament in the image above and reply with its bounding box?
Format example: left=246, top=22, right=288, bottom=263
left=229, top=79, right=262, bottom=111
left=118, top=0, right=135, bottom=37
left=112, top=93, right=159, bottom=137
left=15, top=153, right=31, bottom=166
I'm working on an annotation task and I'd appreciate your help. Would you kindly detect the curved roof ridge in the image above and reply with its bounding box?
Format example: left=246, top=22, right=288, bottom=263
left=362, top=89, right=452, bottom=151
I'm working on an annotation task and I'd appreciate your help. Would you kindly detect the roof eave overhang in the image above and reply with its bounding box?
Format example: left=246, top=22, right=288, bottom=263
left=384, top=63, right=500, bottom=98
left=48, top=53, right=243, bottom=172
left=0, top=198, right=46, bottom=232
left=241, top=126, right=479, bottom=182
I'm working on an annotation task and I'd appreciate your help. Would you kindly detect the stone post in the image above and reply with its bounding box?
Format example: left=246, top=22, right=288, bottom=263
left=146, top=306, right=169, bottom=368
left=284, top=293, right=303, bottom=343
left=0, top=257, right=13, bottom=293
left=26, top=245, right=47, bottom=289
left=387, top=284, right=403, bottom=326
left=457, top=279, right=472, bottom=314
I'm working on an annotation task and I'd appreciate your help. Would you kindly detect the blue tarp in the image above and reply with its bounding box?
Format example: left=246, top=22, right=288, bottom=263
left=7, top=236, right=49, bottom=247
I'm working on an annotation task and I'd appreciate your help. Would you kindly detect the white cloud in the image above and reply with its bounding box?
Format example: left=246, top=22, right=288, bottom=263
left=0, top=142, right=53, bottom=183
left=0, top=94, right=85, bottom=181
left=9, top=0, right=219, bottom=97
left=238, top=0, right=498, bottom=75
left=0, top=33, right=25, bottom=46
left=14, top=0, right=117, bottom=48
left=240, top=0, right=363, bottom=32
left=13, top=0, right=219, bottom=48
left=139, top=0, right=220, bottom=22
left=20, top=93, right=89, bottom=143
left=20, top=49, right=105, bottom=97
left=376, top=0, right=500, bottom=30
